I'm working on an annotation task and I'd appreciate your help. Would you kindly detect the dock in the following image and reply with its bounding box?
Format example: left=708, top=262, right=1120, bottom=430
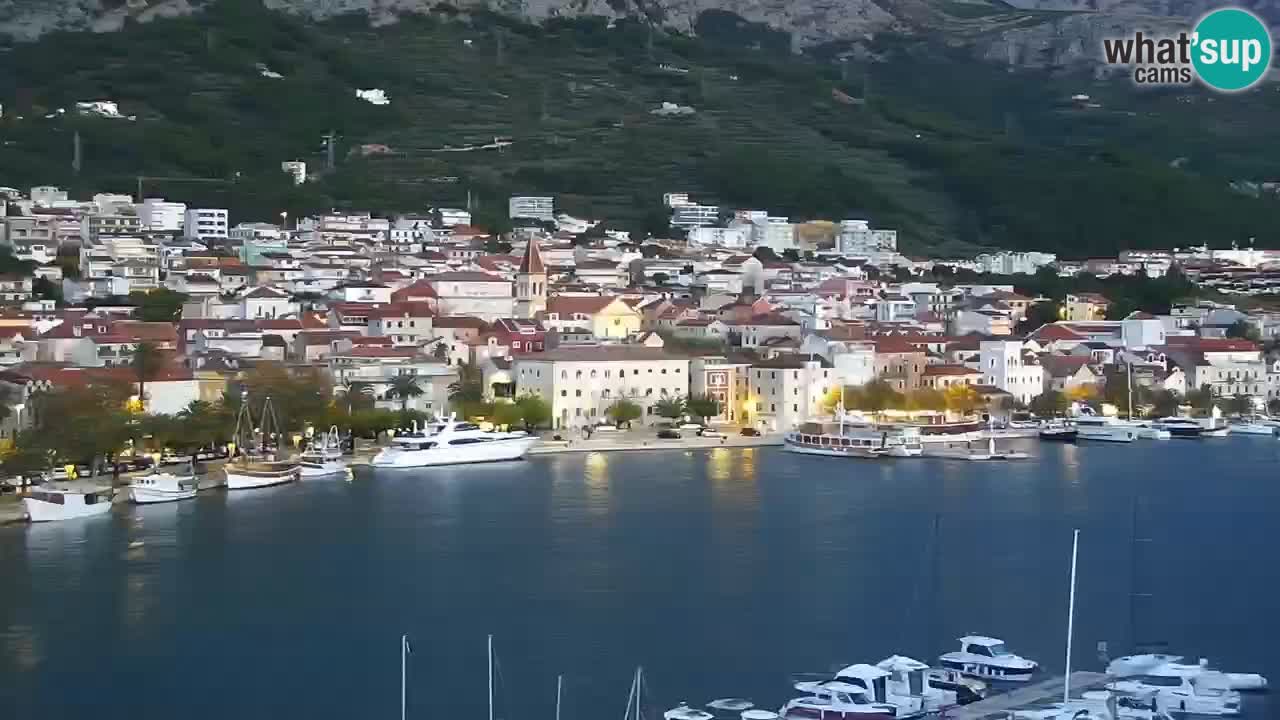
left=944, top=672, right=1110, bottom=720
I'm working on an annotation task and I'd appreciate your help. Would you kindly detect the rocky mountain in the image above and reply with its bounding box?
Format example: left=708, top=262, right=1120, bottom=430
left=0, top=0, right=1266, bottom=68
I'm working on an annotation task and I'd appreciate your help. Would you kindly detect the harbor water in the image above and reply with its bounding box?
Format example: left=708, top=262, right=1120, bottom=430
left=1, top=438, right=1277, bottom=719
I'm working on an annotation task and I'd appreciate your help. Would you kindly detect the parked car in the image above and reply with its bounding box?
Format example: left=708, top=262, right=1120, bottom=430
left=657, top=429, right=682, bottom=439
left=740, top=427, right=761, bottom=437
left=678, top=422, right=703, bottom=431
left=697, top=428, right=725, bottom=438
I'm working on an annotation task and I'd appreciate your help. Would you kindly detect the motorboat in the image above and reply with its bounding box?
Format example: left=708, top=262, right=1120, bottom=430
left=666, top=704, right=714, bottom=720
left=127, top=469, right=198, bottom=504
left=370, top=416, right=538, bottom=469
left=804, top=663, right=924, bottom=718
left=1107, top=667, right=1241, bottom=716
left=923, top=667, right=986, bottom=705
left=1011, top=689, right=1173, bottom=720
left=1152, top=417, right=1204, bottom=439
left=299, top=426, right=348, bottom=478
left=875, top=655, right=958, bottom=712
left=1107, top=654, right=1267, bottom=692
left=707, top=699, right=756, bottom=713
left=938, top=635, right=1038, bottom=682
left=1039, top=423, right=1077, bottom=442
left=1227, top=417, right=1277, bottom=436
left=779, top=681, right=897, bottom=720
left=1119, top=422, right=1170, bottom=440
left=1074, top=416, right=1138, bottom=443
left=785, top=422, right=922, bottom=459
left=224, top=394, right=299, bottom=490
left=964, top=433, right=1030, bottom=461
left=23, top=486, right=114, bottom=522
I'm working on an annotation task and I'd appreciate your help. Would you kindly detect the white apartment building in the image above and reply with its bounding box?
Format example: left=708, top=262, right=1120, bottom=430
left=281, top=160, right=307, bottom=185
left=754, top=216, right=796, bottom=252
left=687, top=226, right=750, bottom=248
left=298, top=214, right=390, bottom=244
left=426, top=271, right=515, bottom=321
left=836, top=220, right=898, bottom=256
left=979, top=340, right=1044, bottom=404
left=670, top=202, right=719, bottom=229
left=742, top=356, right=834, bottom=432
left=514, top=347, right=690, bottom=430
left=184, top=208, right=229, bottom=240
left=974, top=251, right=1056, bottom=275
left=138, top=199, right=187, bottom=232
left=93, top=193, right=135, bottom=215
left=30, top=186, right=68, bottom=207
left=509, top=196, right=555, bottom=222
left=327, top=353, right=457, bottom=414
left=437, top=208, right=472, bottom=227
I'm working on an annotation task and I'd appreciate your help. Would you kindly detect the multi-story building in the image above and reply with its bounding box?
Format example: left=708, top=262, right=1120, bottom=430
left=327, top=351, right=457, bottom=413
left=974, top=251, right=1056, bottom=275
left=184, top=208, right=229, bottom=241
left=690, top=355, right=752, bottom=424
left=298, top=214, right=390, bottom=245
left=426, top=271, right=514, bottom=321
left=668, top=196, right=719, bottom=229
left=741, top=355, right=834, bottom=431
left=979, top=340, right=1045, bottom=404
left=514, top=346, right=690, bottom=430
left=873, top=338, right=928, bottom=392
left=138, top=199, right=187, bottom=232
left=508, top=196, right=555, bottom=222
left=368, top=302, right=436, bottom=347
left=686, top=227, right=750, bottom=248
left=837, top=220, right=898, bottom=256
left=754, top=216, right=796, bottom=252
left=541, top=296, right=642, bottom=339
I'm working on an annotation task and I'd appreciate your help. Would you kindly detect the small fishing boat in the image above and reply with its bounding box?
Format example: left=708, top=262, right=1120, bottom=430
left=23, top=486, right=114, bottom=522
left=938, top=635, right=1038, bottom=682
left=1038, top=423, right=1077, bottom=442
left=127, top=468, right=198, bottom=504
left=299, top=426, right=348, bottom=478
left=224, top=394, right=299, bottom=490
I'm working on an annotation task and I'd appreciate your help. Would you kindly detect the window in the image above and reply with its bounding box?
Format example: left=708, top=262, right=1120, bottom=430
left=793, top=404, right=798, bottom=412
left=590, top=370, right=597, bottom=378
left=561, top=390, right=567, bottom=397
left=605, top=370, right=611, bottom=378
left=575, top=390, right=582, bottom=397
left=770, top=404, right=776, bottom=412
left=575, top=408, right=582, bottom=417
left=756, top=402, right=762, bottom=411
left=771, top=372, right=777, bottom=380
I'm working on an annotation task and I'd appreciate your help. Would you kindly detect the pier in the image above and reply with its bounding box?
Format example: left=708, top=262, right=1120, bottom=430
left=943, top=672, right=1111, bottom=720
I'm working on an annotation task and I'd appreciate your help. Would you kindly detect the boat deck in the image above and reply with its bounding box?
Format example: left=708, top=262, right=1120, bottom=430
left=942, top=672, right=1110, bottom=720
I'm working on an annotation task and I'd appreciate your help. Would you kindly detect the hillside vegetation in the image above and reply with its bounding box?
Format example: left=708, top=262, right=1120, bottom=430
left=3, top=0, right=1280, bottom=255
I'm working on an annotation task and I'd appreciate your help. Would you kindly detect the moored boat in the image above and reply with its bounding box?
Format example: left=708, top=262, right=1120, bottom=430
left=1108, top=654, right=1268, bottom=692
left=1074, top=416, right=1138, bottom=443
left=1227, top=418, right=1277, bottom=436
left=299, top=426, right=348, bottom=478
left=938, top=635, right=1038, bottom=682
left=127, top=470, right=198, bottom=504
left=370, top=416, right=537, bottom=469
left=1152, top=417, right=1204, bottom=439
left=785, top=422, right=922, bottom=459
left=23, top=486, right=115, bottom=522
left=1038, top=423, right=1077, bottom=442
left=224, top=394, right=299, bottom=490
left=779, top=681, right=898, bottom=720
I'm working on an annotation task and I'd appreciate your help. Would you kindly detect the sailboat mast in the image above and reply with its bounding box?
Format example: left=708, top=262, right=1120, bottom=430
left=1063, top=529, right=1081, bottom=704
left=555, top=674, right=563, bottom=720
left=623, top=667, right=638, bottom=720
left=488, top=634, right=494, bottom=720
left=1127, top=362, right=1134, bottom=420
left=401, top=634, right=408, bottom=720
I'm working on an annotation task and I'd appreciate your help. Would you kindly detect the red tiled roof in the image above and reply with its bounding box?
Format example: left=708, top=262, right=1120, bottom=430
left=427, top=271, right=508, bottom=283
left=333, top=347, right=423, bottom=358
left=546, top=295, right=618, bottom=316
left=743, top=312, right=799, bottom=327
left=113, top=321, right=178, bottom=344
left=922, top=364, right=981, bottom=376
left=1039, top=354, right=1093, bottom=377
left=368, top=301, right=436, bottom=319
left=433, top=316, right=488, bottom=329
left=1029, top=323, right=1086, bottom=341
left=296, top=330, right=360, bottom=345
left=518, top=236, right=546, bottom=275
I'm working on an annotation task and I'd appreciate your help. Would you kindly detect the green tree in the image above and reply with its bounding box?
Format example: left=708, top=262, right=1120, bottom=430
left=904, top=388, right=947, bottom=412
left=238, top=363, right=331, bottom=437
left=606, top=398, right=643, bottom=427
left=1185, top=384, right=1215, bottom=413
left=129, top=288, right=188, bottom=323
left=432, top=342, right=450, bottom=361
left=448, top=362, right=485, bottom=404
left=653, top=394, right=686, bottom=421
left=338, top=381, right=376, bottom=413
left=1226, top=319, right=1261, bottom=342
left=492, top=401, right=524, bottom=429
left=944, top=384, right=982, bottom=416
left=177, top=400, right=232, bottom=461
left=387, top=374, right=424, bottom=412
left=515, top=393, right=551, bottom=431
left=1268, top=397, right=1280, bottom=416
left=37, top=381, right=134, bottom=476
left=1029, top=390, right=1069, bottom=417
left=685, top=393, right=722, bottom=422
left=131, top=341, right=165, bottom=410
left=853, top=379, right=904, bottom=415
left=1016, top=301, right=1061, bottom=334
left=1225, top=393, right=1253, bottom=416
left=1149, top=389, right=1181, bottom=418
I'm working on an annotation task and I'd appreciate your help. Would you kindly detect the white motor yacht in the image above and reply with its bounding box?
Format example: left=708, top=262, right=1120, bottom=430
left=1108, top=667, right=1241, bottom=716
left=370, top=417, right=538, bottom=469
left=127, top=470, right=198, bottom=504
left=1074, top=416, right=1138, bottom=443
left=809, top=663, right=925, bottom=718
left=1117, top=421, right=1171, bottom=440
left=1012, top=689, right=1173, bottom=720
left=1227, top=417, right=1277, bottom=436
left=923, top=667, right=987, bottom=705
left=1107, top=654, right=1267, bottom=692
left=785, top=422, right=923, bottom=459
left=938, top=635, right=1038, bottom=682
left=875, top=655, right=959, bottom=713
left=779, top=681, right=897, bottom=720
left=299, top=426, right=348, bottom=478
left=23, top=486, right=114, bottom=522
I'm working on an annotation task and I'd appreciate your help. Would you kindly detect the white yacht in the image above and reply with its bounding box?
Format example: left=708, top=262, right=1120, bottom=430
left=1074, top=416, right=1138, bottom=443
left=1108, top=654, right=1268, bottom=692
left=127, top=470, right=198, bottom=504
left=938, top=635, right=1038, bottom=682
left=1011, top=689, right=1173, bottom=720
left=299, top=426, right=348, bottom=478
left=23, top=486, right=115, bottom=522
left=797, top=663, right=925, bottom=718
left=923, top=667, right=987, bottom=705
left=1108, top=667, right=1241, bottom=716
left=1227, top=417, right=1277, bottom=436
left=370, top=417, right=538, bottom=469
left=785, top=422, right=923, bottom=458
left=779, top=681, right=897, bottom=720
left=1118, top=421, right=1171, bottom=440
left=875, top=656, right=959, bottom=713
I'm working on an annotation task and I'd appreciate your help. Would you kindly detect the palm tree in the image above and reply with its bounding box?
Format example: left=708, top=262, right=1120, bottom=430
left=130, top=341, right=165, bottom=412
left=340, top=380, right=375, bottom=413
left=387, top=374, right=425, bottom=412
left=448, top=362, right=485, bottom=404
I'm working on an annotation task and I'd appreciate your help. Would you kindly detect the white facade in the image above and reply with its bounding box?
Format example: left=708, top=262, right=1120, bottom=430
left=139, top=199, right=187, bottom=232
left=281, top=160, right=307, bottom=185
left=437, top=208, right=472, bottom=227
left=687, top=226, right=750, bottom=248
left=755, top=216, right=796, bottom=252
left=30, top=186, right=68, bottom=207
left=509, top=196, right=555, bottom=222
left=184, top=208, right=229, bottom=240
left=837, top=220, right=898, bottom=256
left=979, top=340, right=1044, bottom=404
left=744, top=359, right=834, bottom=431
left=514, top=348, right=690, bottom=430
left=975, top=251, right=1056, bottom=275
left=670, top=202, right=719, bottom=229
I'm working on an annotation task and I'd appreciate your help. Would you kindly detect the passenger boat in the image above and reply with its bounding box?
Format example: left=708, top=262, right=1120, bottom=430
left=1107, top=654, right=1268, bottom=692
left=785, top=421, right=922, bottom=459
left=370, top=416, right=538, bottom=469
left=779, top=681, right=898, bottom=720
left=23, top=486, right=115, bottom=522
left=1074, top=416, right=1138, bottom=443
left=127, top=468, right=198, bottom=504
left=938, top=635, right=1038, bottom=682
left=299, top=426, right=348, bottom=478
left=224, top=394, right=300, bottom=490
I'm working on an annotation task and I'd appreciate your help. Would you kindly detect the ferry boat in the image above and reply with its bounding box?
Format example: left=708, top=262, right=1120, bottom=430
left=938, top=635, right=1038, bottom=682
left=785, top=422, right=923, bottom=458
left=779, top=681, right=898, bottom=720
left=127, top=469, right=198, bottom=504
left=370, top=417, right=538, bottom=469
left=224, top=394, right=300, bottom=490
left=299, top=426, right=348, bottom=478
left=1073, top=416, right=1138, bottom=443
left=23, top=486, right=115, bottom=522
left=1108, top=654, right=1268, bottom=692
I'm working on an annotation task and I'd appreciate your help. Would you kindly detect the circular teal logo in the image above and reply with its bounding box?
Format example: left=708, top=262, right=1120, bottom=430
left=1192, top=8, right=1272, bottom=91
